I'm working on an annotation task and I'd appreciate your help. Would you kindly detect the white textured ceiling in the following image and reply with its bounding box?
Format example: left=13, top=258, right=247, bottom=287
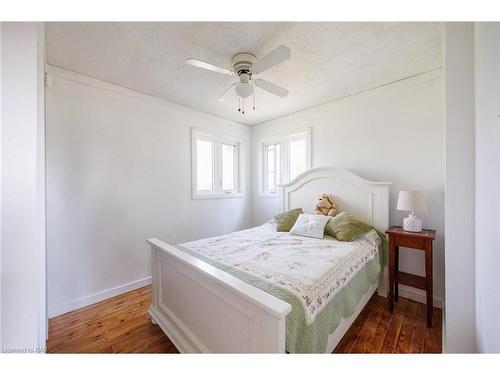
left=46, top=22, right=443, bottom=125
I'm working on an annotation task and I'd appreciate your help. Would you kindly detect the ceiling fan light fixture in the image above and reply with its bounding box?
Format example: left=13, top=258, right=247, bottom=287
left=235, top=82, right=254, bottom=99
left=186, top=45, right=291, bottom=113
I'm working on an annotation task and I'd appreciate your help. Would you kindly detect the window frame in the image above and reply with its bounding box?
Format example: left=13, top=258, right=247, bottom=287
left=191, top=128, right=243, bottom=200
left=220, top=141, right=239, bottom=193
left=258, top=128, right=311, bottom=197
left=262, top=141, right=281, bottom=194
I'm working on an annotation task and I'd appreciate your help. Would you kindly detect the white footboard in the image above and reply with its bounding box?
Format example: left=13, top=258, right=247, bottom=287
left=147, top=238, right=292, bottom=353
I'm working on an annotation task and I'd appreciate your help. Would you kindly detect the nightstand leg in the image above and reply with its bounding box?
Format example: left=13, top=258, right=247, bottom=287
left=425, top=242, right=433, bottom=327
left=388, top=237, right=395, bottom=313
left=394, top=246, right=399, bottom=302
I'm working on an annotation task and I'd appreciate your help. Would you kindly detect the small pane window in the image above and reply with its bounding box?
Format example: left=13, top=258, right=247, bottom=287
left=196, top=139, right=213, bottom=191
left=288, top=138, right=306, bottom=181
left=222, top=144, right=235, bottom=191
left=192, top=129, right=242, bottom=199
left=265, top=143, right=280, bottom=193
left=260, top=129, right=310, bottom=196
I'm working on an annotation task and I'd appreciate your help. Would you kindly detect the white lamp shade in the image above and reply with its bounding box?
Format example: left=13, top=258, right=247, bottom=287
left=397, top=191, right=428, bottom=212
left=235, top=82, right=254, bottom=99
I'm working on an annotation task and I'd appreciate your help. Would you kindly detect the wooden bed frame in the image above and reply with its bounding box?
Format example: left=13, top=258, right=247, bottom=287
left=147, top=167, right=391, bottom=353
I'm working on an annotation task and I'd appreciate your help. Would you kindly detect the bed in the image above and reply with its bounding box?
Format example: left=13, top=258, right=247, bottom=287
left=147, top=167, right=391, bottom=353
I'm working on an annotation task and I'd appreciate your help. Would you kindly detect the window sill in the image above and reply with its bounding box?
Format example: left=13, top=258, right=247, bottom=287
left=192, top=193, right=245, bottom=200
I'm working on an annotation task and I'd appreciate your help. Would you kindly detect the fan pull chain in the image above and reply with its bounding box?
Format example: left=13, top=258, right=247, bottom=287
left=238, top=97, right=241, bottom=112
left=242, top=99, right=245, bottom=114
left=253, top=91, right=256, bottom=110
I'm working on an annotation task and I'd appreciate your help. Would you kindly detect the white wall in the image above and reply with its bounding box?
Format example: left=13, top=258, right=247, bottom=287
left=0, top=22, right=46, bottom=351
left=444, top=22, right=477, bottom=353
left=0, top=21, right=2, bottom=351
left=474, top=22, right=500, bottom=353
left=46, top=66, right=252, bottom=317
left=252, top=70, right=445, bottom=307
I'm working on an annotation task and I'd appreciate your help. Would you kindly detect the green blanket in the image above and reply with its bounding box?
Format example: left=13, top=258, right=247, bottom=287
left=177, top=233, right=387, bottom=353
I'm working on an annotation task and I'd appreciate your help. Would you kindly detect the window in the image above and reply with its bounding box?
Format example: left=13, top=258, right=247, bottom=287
left=263, top=143, right=280, bottom=193
left=260, top=129, right=311, bottom=196
left=192, top=129, right=242, bottom=199
left=196, top=139, right=213, bottom=191
left=288, top=136, right=307, bottom=181
left=221, top=143, right=236, bottom=191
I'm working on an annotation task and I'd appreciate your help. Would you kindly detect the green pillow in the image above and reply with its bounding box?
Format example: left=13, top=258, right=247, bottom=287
left=274, top=208, right=303, bottom=232
left=325, top=212, right=373, bottom=241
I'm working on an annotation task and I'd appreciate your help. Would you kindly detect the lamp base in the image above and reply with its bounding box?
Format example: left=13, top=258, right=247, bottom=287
left=403, top=213, right=423, bottom=232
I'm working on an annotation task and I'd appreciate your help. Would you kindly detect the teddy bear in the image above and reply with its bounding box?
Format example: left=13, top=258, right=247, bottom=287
left=314, top=193, right=337, bottom=217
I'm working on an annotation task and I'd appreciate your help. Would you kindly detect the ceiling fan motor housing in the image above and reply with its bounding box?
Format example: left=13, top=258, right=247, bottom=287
left=232, top=53, right=257, bottom=76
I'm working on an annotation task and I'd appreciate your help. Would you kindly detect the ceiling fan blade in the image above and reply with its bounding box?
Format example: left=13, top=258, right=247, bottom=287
left=186, top=58, right=234, bottom=75
left=252, top=45, right=291, bottom=74
left=218, top=82, right=236, bottom=102
left=254, top=78, right=289, bottom=97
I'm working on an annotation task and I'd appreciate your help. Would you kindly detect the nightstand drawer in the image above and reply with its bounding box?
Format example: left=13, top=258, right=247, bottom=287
left=393, top=235, right=427, bottom=250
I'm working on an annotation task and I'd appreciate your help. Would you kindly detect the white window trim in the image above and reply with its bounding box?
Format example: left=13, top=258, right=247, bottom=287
left=257, top=128, right=312, bottom=198
left=192, top=128, right=244, bottom=200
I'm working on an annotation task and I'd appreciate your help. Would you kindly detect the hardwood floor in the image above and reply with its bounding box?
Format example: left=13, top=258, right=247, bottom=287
left=334, top=294, right=442, bottom=353
left=47, top=286, right=441, bottom=354
left=47, top=286, right=178, bottom=353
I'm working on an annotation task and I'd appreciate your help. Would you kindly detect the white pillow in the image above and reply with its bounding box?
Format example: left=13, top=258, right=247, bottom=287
left=289, top=214, right=331, bottom=239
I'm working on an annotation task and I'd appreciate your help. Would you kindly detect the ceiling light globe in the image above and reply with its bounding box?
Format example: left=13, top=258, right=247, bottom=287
left=235, top=82, right=254, bottom=99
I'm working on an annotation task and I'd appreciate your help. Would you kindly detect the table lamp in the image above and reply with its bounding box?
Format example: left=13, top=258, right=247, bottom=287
left=397, top=191, right=428, bottom=232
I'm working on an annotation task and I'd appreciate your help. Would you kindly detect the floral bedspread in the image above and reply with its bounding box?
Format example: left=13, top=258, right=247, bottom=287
left=178, top=222, right=380, bottom=325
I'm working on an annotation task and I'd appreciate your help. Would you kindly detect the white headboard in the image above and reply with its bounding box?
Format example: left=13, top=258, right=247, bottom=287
left=280, top=167, right=392, bottom=232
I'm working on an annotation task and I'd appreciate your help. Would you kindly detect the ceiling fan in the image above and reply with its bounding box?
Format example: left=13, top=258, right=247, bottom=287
left=186, top=45, right=291, bottom=114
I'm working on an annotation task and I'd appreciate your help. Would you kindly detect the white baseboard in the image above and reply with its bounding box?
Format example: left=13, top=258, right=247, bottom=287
left=47, top=276, right=442, bottom=319
left=48, top=276, right=152, bottom=318
left=398, top=284, right=444, bottom=309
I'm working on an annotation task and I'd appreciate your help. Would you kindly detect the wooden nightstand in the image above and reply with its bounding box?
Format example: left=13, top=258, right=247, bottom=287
left=385, top=226, right=436, bottom=327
